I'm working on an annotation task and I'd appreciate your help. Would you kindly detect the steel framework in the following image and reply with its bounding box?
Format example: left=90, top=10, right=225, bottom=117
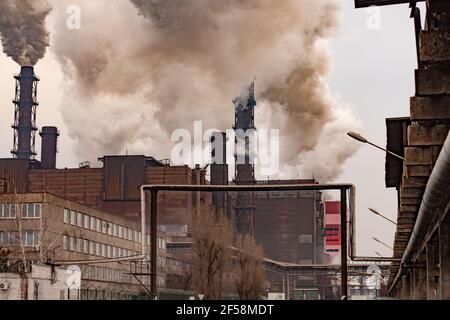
left=142, top=183, right=354, bottom=300
left=12, top=67, right=39, bottom=159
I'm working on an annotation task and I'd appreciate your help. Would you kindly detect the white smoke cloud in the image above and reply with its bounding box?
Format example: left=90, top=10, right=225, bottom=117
left=48, top=0, right=360, bottom=181
left=0, top=0, right=51, bottom=66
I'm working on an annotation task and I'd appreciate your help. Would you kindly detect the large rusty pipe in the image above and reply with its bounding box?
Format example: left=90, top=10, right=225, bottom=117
left=389, top=132, right=450, bottom=294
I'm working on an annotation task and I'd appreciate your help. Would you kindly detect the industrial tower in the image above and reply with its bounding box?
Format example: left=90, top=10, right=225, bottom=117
left=12, top=66, right=39, bottom=160
left=233, top=82, right=257, bottom=236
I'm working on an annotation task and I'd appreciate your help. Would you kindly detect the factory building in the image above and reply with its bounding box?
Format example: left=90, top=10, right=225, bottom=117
left=0, top=66, right=208, bottom=299
left=0, top=193, right=168, bottom=299
left=0, top=65, right=328, bottom=299
left=324, top=201, right=342, bottom=257
left=208, top=83, right=330, bottom=299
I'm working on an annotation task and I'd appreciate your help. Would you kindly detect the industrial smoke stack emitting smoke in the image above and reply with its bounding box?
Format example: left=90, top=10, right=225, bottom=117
left=1, top=0, right=361, bottom=181
left=0, top=0, right=52, bottom=161
left=0, top=0, right=51, bottom=66
left=50, top=0, right=361, bottom=182
left=11, top=66, right=39, bottom=160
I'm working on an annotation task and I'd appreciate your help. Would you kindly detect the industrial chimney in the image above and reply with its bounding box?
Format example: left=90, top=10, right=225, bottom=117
left=233, top=82, right=257, bottom=237
left=210, top=132, right=229, bottom=212
left=11, top=66, right=39, bottom=160
left=40, top=126, right=59, bottom=169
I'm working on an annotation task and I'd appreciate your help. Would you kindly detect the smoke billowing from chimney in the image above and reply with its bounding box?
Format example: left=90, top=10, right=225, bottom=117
left=0, top=0, right=51, bottom=66
left=51, top=0, right=360, bottom=181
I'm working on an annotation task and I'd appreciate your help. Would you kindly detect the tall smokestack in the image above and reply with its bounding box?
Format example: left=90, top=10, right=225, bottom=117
left=210, top=132, right=228, bottom=212
left=40, top=126, right=59, bottom=169
left=12, top=66, right=39, bottom=160
left=233, top=82, right=257, bottom=237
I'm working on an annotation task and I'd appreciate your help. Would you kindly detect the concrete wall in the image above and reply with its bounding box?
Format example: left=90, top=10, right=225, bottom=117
left=0, top=265, right=68, bottom=300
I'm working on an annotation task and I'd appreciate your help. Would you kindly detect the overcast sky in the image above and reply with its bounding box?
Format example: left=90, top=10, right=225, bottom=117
left=329, top=1, right=425, bottom=257
left=0, top=1, right=425, bottom=258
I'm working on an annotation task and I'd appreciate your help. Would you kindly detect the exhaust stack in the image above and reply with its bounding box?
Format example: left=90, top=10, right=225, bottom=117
left=210, top=132, right=229, bottom=211
left=11, top=66, right=39, bottom=160
left=40, top=126, right=59, bottom=169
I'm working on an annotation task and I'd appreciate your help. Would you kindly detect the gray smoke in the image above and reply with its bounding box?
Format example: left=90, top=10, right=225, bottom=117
left=50, top=0, right=361, bottom=181
left=0, top=0, right=51, bottom=66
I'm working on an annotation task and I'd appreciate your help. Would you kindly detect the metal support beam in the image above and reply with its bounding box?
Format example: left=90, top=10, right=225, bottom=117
left=426, top=241, right=437, bottom=299
left=341, top=189, right=348, bottom=300
left=142, top=183, right=357, bottom=300
left=412, top=7, right=423, bottom=69
left=150, top=190, right=158, bottom=299
left=439, top=214, right=450, bottom=299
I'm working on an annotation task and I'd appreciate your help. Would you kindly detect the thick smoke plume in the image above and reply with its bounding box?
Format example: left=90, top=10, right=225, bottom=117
left=0, top=0, right=51, bottom=66
left=51, top=0, right=360, bottom=181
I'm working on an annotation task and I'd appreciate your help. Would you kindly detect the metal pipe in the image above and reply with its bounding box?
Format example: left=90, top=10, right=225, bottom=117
left=143, top=183, right=353, bottom=192
left=142, top=184, right=396, bottom=263
left=341, top=189, right=348, bottom=299
left=349, top=187, right=401, bottom=262
left=286, top=271, right=290, bottom=300
left=150, top=190, right=158, bottom=299
left=142, top=183, right=356, bottom=299
left=389, top=133, right=450, bottom=294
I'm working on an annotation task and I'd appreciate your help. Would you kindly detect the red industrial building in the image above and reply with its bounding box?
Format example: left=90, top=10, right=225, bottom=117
left=325, top=201, right=342, bottom=258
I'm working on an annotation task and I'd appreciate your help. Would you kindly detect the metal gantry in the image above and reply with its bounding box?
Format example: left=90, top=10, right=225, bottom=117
left=142, top=183, right=355, bottom=300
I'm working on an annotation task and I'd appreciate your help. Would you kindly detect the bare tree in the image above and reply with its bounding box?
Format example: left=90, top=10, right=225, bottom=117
left=5, top=186, right=54, bottom=267
left=191, top=206, right=233, bottom=300
left=180, top=261, right=193, bottom=292
left=233, top=234, right=266, bottom=300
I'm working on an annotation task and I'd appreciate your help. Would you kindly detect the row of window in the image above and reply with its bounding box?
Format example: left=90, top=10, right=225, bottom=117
left=62, top=236, right=167, bottom=269
left=81, top=265, right=141, bottom=284
left=81, top=265, right=165, bottom=286
left=0, top=203, right=41, bottom=219
left=63, top=236, right=139, bottom=258
left=64, top=208, right=139, bottom=241
left=63, top=208, right=167, bottom=249
left=254, top=190, right=315, bottom=199
left=0, top=230, right=40, bottom=246
left=146, top=234, right=167, bottom=250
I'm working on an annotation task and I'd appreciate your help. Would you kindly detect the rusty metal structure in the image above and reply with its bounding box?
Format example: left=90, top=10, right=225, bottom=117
left=233, top=82, right=257, bottom=236
left=39, top=126, right=59, bottom=170
left=210, top=132, right=228, bottom=212
left=254, top=180, right=325, bottom=265
left=12, top=66, right=39, bottom=160
left=142, top=183, right=354, bottom=299
left=355, top=0, right=450, bottom=299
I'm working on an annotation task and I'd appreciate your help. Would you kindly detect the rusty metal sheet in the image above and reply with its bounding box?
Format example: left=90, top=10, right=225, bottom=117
left=385, top=117, right=410, bottom=188
left=0, top=158, right=29, bottom=193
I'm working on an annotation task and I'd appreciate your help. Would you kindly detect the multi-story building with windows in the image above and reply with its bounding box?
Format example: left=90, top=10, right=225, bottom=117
left=0, top=193, right=168, bottom=298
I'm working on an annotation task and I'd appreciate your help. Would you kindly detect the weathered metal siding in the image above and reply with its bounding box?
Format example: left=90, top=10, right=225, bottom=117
left=255, top=190, right=318, bottom=264
left=385, top=117, right=411, bottom=188
left=147, top=166, right=194, bottom=226
left=210, top=132, right=228, bottom=211
left=0, top=158, right=29, bottom=193
left=103, top=156, right=146, bottom=201
left=25, top=162, right=197, bottom=226
left=28, top=168, right=104, bottom=208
